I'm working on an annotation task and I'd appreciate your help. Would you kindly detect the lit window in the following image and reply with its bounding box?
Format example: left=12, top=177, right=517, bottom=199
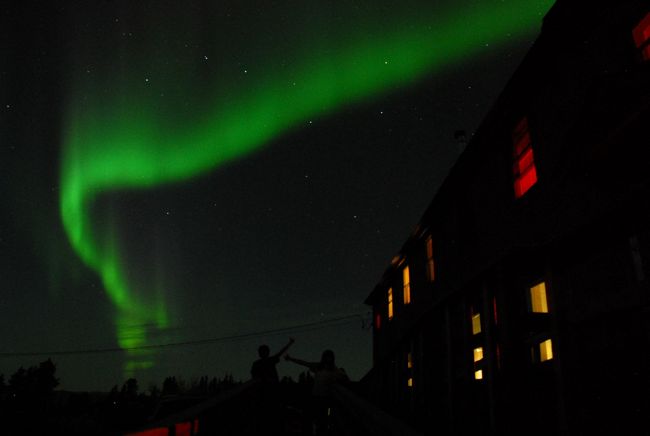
left=472, top=313, right=482, bottom=335
left=493, top=296, right=498, bottom=325
left=425, top=235, right=435, bottom=281
left=407, top=352, right=413, bottom=369
left=512, top=117, right=538, bottom=199
left=633, top=12, right=650, bottom=61
left=473, top=347, right=484, bottom=362
left=530, top=282, right=549, bottom=313
left=540, top=339, right=553, bottom=362
left=388, top=288, right=393, bottom=320
left=407, top=377, right=414, bottom=387
left=375, top=313, right=381, bottom=330
left=403, top=265, right=411, bottom=304
left=474, top=369, right=483, bottom=380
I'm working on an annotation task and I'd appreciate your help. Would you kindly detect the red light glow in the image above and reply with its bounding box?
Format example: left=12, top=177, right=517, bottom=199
left=175, top=422, right=192, bottom=436
left=633, top=12, right=650, bottom=61
left=125, top=428, right=169, bottom=436
left=514, top=165, right=537, bottom=198
left=512, top=117, right=538, bottom=199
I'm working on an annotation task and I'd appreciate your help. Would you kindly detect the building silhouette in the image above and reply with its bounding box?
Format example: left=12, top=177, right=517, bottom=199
left=363, top=1, right=650, bottom=434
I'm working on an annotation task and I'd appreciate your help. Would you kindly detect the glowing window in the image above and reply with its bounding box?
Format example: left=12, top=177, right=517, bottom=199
left=407, top=377, right=414, bottom=387
left=493, top=296, right=498, bottom=325
left=530, top=282, right=549, bottom=313
left=633, top=12, right=650, bottom=61
left=403, top=265, right=411, bottom=304
left=375, top=313, right=381, bottom=330
left=474, top=369, right=483, bottom=380
left=540, top=339, right=553, bottom=362
left=512, top=117, right=538, bottom=199
left=407, top=352, right=413, bottom=369
left=425, top=235, right=435, bottom=281
left=193, top=419, right=199, bottom=434
left=388, top=288, right=394, bottom=320
left=472, top=313, right=482, bottom=335
left=473, top=347, right=484, bottom=362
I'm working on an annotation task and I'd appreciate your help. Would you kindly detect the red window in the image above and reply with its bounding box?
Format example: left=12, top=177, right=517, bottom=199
left=375, top=312, right=381, bottom=330
left=633, top=12, right=650, bottom=61
left=512, top=117, right=538, bottom=199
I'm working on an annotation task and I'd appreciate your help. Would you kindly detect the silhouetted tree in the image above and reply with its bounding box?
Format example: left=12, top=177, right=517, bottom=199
left=187, top=375, right=210, bottom=395
left=162, top=376, right=179, bottom=395
left=148, top=384, right=161, bottom=400
left=208, top=376, right=218, bottom=395
left=199, top=375, right=208, bottom=394
left=298, top=370, right=313, bottom=385
left=120, top=378, right=138, bottom=401
left=34, top=358, right=59, bottom=394
left=8, top=366, right=29, bottom=399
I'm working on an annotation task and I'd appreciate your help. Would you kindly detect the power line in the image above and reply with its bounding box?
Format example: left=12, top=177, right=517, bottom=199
left=0, top=313, right=369, bottom=358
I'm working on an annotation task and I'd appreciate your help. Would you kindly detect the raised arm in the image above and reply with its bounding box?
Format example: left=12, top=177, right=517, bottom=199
left=284, top=354, right=318, bottom=371
left=272, top=337, right=295, bottom=359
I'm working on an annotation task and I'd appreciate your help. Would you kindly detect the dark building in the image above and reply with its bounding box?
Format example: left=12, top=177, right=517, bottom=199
left=363, top=2, right=650, bottom=435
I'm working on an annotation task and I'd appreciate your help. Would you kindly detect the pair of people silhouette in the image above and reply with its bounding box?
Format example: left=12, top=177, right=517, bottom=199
left=251, top=338, right=349, bottom=435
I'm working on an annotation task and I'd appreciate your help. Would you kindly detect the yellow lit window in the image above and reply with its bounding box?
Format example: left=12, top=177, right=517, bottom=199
left=540, top=339, right=553, bottom=362
left=473, top=347, right=484, bottom=362
left=407, top=352, right=413, bottom=369
left=425, top=235, right=435, bottom=281
left=388, top=288, right=393, bottom=320
left=407, top=377, right=413, bottom=387
left=474, top=369, right=483, bottom=380
left=472, top=313, right=481, bottom=335
left=403, top=266, right=411, bottom=304
left=530, top=282, right=549, bottom=313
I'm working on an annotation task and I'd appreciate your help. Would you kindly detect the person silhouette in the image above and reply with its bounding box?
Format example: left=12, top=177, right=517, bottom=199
left=249, top=338, right=295, bottom=433
left=251, top=338, right=295, bottom=383
left=285, top=349, right=348, bottom=435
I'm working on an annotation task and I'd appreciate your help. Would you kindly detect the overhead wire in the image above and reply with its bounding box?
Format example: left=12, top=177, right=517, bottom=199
left=0, top=312, right=370, bottom=358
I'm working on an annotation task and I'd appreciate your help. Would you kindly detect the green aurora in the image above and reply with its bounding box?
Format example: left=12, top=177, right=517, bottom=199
left=60, top=0, right=554, bottom=375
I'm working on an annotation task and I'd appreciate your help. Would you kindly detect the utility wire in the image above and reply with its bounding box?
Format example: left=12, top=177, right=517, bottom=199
left=0, top=312, right=369, bottom=358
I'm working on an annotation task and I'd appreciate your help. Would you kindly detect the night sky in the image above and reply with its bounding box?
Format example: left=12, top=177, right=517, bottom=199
left=1, top=0, right=553, bottom=392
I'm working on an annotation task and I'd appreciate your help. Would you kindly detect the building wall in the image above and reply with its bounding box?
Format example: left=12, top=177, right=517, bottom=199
left=364, top=2, right=650, bottom=434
